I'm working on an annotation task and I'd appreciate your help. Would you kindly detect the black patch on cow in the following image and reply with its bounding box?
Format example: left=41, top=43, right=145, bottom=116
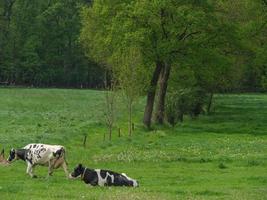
left=100, top=170, right=107, bottom=179
left=8, top=149, right=28, bottom=162
left=100, top=170, right=135, bottom=186
left=29, top=145, right=32, bottom=148
left=33, top=144, right=36, bottom=148
left=53, top=148, right=64, bottom=158
left=25, top=151, right=33, bottom=164
left=83, top=169, right=99, bottom=186
left=70, top=164, right=98, bottom=185
left=106, top=175, right=112, bottom=185
left=35, top=147, right=46, bottom=159
left=16, top=149, right=28, bottom=161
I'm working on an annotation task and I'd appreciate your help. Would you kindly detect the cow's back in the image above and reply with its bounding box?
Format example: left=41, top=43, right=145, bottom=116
left=23, top=144, right=65, bottom=165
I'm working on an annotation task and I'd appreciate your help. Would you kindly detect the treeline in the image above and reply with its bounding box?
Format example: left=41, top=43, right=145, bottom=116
left=0, top=0, right=104, bottom=88
left=0, top=0, right=266, bottom=91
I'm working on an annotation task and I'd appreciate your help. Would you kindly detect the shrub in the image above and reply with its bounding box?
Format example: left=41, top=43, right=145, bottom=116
left=165, top=87, right=207, bottom=126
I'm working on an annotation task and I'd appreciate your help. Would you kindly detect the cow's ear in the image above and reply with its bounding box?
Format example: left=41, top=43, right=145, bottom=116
left=78, top=163, right=82, bottom=168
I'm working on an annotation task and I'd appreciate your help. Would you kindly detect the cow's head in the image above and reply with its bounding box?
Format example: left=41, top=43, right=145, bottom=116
left=69, top=163, right=84, bottom=179
left=7, top=148, right=16, bottom=162
left=7, top=148, right=27, bottom=162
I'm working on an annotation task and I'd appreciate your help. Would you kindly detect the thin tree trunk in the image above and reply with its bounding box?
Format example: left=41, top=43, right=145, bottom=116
left=155, top=63, right=171, bottom=124
left=207, top=93, right=213, bottom=114
left=129, top=100, right=132, bottom=137
left=143, top=61, right=164, bottom=128
left=118, top=128, right=121, bottom=137
left=83, top=135, right=87, bottom=148
left=109, top=128, right=112, bottom=141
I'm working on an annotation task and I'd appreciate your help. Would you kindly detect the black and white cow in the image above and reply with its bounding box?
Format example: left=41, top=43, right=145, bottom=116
left=7, top=144, right=68, bottom=178
left=69, top=164, right=138, bottom=187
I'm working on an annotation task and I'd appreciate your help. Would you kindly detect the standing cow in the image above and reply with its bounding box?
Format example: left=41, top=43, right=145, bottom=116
left=7, top=144, right=68, bottom=178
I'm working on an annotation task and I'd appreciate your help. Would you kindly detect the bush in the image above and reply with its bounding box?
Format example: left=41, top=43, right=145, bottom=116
left=165, top=87, right=207, bottom=126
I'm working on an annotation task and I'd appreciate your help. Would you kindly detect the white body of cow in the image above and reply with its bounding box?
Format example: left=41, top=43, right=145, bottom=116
left=23, top=143, right=68, bottom=178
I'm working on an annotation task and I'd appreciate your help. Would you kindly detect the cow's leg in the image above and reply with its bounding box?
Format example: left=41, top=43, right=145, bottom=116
left=26, top=162, right=36, bottom=178
left=62, top=161, right=69, bottom=178
left=48, top=160, right=53, bottom=177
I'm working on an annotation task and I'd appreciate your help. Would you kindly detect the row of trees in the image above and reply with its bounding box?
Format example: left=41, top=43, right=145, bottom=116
left=0, top=0, right=103, bottom=87
left=0, top=0, right=266, bottom=129
left=80, top=0, right=267, bottom=128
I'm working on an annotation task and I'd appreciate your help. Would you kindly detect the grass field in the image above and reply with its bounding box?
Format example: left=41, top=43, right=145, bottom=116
left=0, top=88, right=266, bottom=200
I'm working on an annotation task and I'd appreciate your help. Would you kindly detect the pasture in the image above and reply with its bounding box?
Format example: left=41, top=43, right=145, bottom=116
left=0, top=88, right=266, bottom=199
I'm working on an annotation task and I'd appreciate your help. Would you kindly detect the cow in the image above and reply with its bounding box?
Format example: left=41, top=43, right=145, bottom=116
left=7, top=144, right=68, bottom=178
left=0, top=149, right=10, bottom=166
left=69, top=164, right=139, bottom=187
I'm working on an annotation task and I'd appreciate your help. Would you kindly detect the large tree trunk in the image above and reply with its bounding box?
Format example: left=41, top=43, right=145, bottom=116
left=143, top=61, right=164, bottom=128
left=155, top=63, right=171, bottom=124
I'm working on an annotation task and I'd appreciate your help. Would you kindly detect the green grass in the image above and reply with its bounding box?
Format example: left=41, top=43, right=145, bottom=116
left=0, top=88, right=266, bottom=199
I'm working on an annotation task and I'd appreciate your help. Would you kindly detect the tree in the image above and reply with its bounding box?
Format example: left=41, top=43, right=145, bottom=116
left=214, top=0, right=267, bottom=92
left=0, top=0, right=104, bottom=88
left=114, top=48, right=145, bottom=136
left=103, top=76, right=116, bottom=141
left=80, top=0, right=225, bottom=128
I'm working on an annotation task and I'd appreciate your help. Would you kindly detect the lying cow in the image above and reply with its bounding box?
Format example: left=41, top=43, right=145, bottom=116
left=0, top=149, right=9, bottom=166
left=69, top=164, right=138, bottom=187
left=8, top=144, right=68, bottom=178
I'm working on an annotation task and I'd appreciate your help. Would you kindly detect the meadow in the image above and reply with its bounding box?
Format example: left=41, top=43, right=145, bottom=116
left=0, top=88, right=266, bottom=200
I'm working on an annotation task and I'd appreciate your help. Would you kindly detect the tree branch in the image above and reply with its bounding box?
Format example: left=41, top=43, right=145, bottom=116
left=182, top=31, right=201, bottom=41
left=160, top=8, right=168, bottom=39
left=177, top=26, right=188, bottom=41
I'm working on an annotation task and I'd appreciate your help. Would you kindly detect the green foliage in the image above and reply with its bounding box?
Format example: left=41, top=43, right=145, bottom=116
left=215, top=0, right=267, bottom=92
left=113, top=48, right=147, bottom=135
left=218, top=162, right=227, bottom=169
left=0, top=0, right=104, bottom=87
left=0, top=0, right=266, bottom=92
left=166, top=87, right=207, bottom=126
left=166, top=66, right=209, bottom=125
left=80, top=0, right=238, bottom=126
left=80, top=0, right=220, bottom=74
